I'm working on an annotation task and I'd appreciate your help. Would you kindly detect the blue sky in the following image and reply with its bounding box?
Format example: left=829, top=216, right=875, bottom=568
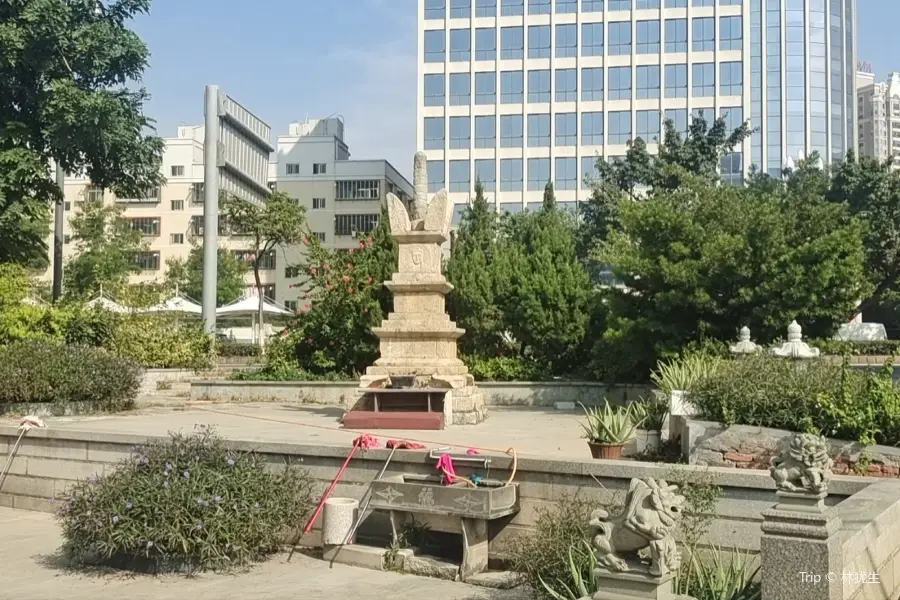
left=133, top=0, right=897, bottom=182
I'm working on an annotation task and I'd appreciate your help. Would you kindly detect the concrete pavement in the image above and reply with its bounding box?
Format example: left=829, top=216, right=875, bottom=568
left=0, top=508, right=524, bottom=600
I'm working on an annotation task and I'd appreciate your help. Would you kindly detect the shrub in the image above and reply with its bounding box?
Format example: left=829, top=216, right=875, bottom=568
left=111, top=315, right=213, bottom=369
left=674, top=546, right=760, bottom=600
left=216, top=339, right=262, bottom=358
left=230, top=365, right=355, bottom=382
left=56, top=427, right=314, bottom=573
left=505, top=494, right=599, bottom=600
left=0, top=339, right=141, bottom=411
left=462, top=353, right=552, bottom=381
left=812, top=339, right=900, bottom=357
left=64, top=307, right=118, bottom=347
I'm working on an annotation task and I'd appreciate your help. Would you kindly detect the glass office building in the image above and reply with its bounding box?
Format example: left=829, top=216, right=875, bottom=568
left=417, top=0, right=857, bottom=213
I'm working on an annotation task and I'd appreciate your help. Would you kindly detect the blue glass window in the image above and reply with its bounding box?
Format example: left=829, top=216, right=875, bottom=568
left=529, top=0, right=551, bottom=14
left=608, top=111, right=632, bottom=144
left=425, top=0, right=446, bottom=20
left=556, top=158, right=577, bottom=190
left=692, top=17, right=714, bottom=52
left=476, top=0, right=497, bottom=17
left=528, top=25, right=551, bottom=59
left=636, top=20, right=660, bottom=54
left=720, top=16, right=743, bottom=51
left=424, top=30, right=445, bottom=62
left=475, top=72, right=496, bottom=104
left=720, top=0, right=741, bottom=5
left=450, top=29, right=471, bottom=62
left=720, top=106, right=744, bottom=134
left=582, top=155, right=600, bottom=189
left=500, top=159, right=523, bottom=191
left=556, top=69, right=577, bottom=102
left=609, top=0, right=631, bottom=9
left=608, top=22, right=632, bottom=55
left=528, top=158, right=550, bottom=190
left=582, top=112, right=604, bottom=145
left=475, top=116, right=496, bottom=148
left=557, top=0, right=578, bottom=13
left=608, top=66, right=632, bottom=100
left=665, top=108, right=688, bottom=133
left=692, top=62, right=715, bottom=97
left=475, top=28, right=496, bottom=61
left=636, top=65, right=660, bottom=99
left=664, top=64, right=687, bottom=98
left=501, top=26, right=524, bottom=59
left=424, top=117, right=445, bottom=150
left=582, top=67, right=604, bottom=101
left=693, top=0, right=713, bottom=5
left=636, top=110, right=660, bottom=141
left=449, top=160, right=470, bottom=193
left=582, top=23, right=604, bottom=56
left=449, top=73, right=471, bottom=105
left=450, top=0, right=472, bottom=18
left=583, top=0, right=604, bottom=11
left=664, top=19, right=687, bottom=52
left=636, top=0, right=660, bottom=7
left=665, top=0, right=686, bottom=6
left=475, top=159, right=496, bottom=191
left=556, top=24, right=577, bottom=58
left=501, top=71, right=524, bottom=103
left=556, top=113, right=577, bottom=146
left=528, top=69, right=551, bottom=103
left=427, top=161, right=445, bottom=193
left=501, top=115, right=524, bottom=147
left=527, top=113, right=551, bottom=147
left=501, top=0, right=524, bottom=16
left=720, top=61, right=743, bottom=96
left=424, top=74, right=445, bottom=106
left=721, top=152, right=743, bottom=186
left=449, top=117, right=471, bottom=150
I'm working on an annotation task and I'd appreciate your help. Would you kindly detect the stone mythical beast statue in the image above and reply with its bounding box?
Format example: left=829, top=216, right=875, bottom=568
left=770, top=433, right=833, bottom=495
left=588, top=478, right=685, bottom=577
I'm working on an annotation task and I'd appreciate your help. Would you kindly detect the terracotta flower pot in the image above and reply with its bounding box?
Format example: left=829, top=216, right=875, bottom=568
left=588, top=442, right=625, bottom=460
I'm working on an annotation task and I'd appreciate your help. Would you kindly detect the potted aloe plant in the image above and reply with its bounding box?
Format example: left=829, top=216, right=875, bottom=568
left=650, top=353, right=722, bottom=418
left=580, top=400, right=642, bottom=460
left=631, top=396, right=668, bottom=453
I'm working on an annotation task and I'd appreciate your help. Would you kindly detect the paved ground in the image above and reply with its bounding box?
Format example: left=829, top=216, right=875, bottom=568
left=0, top=508, right=523, bottom=600
left=3, top=403, right=589, bottom=458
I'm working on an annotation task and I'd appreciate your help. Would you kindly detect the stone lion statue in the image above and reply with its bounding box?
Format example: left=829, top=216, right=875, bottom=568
left=588, top=478, right=685, bottom=577
left=770, top=433, right=833, bottom=494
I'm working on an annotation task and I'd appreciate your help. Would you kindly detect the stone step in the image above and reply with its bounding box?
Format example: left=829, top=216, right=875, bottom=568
left=323, top=543, right=411, bottom=571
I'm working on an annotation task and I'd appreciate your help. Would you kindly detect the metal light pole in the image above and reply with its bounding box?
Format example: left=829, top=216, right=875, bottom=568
left=202, top=85, right=220, bottom=334
left=52, top=163, right=66, bottom=302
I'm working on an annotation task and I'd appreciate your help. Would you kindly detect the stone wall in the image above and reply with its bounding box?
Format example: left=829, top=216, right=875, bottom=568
left=0, top=425, right=871, bottom=559
left=190, top=380, right=652, bottom=408
left=679, top=419, right=900, bottom=477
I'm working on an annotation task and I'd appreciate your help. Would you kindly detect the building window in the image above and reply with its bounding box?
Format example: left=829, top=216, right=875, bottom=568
left=720, top=61, right=743, bottom=96
left=636, top=110, right=661, bottom=142
left=170, top=199, right=184, bottom=211
left=556, top=24, right=577, bottom=58
left=527, top=158, right=550, bottom=191
left=426, top=161, right=445, bottom=193
left=665, top=64, right=687, bottom=98
left=130, top=217, right=161, bottom=237
left=424, top=74, right=445, bottom=106
left=582, top=112, right=605, bottom=145
left=608, top=66, right=632, bottom=101
left=475, top=72, right=496, bottom=104
left=501, top=71, right=524, bottom=103
left=550, top=70, right=574, bottom=104
left=314, top=232, right=326, bottom=242
left=608, top=22, right=632, bottom=55
left=720, top=16, right=742, bottom=51
left=286, top=163, right=299, bottom=175
left=666, top=0, right=686, bottom=6
left=245, top=284, right=276, bottom=302
left=64, top=201, right=71, bottom=211
left=424, top=117, right=445, bottom=150
left=528, top=25, right=550, bottom=59
left=528, top=69, right=551, bottom=103
left=582, top=67, right=604, bottom=101
left=721, top=152, right=743, bottom=186
left=608, top=111, right=632, bottom=144
left=475, top=116, right=496, bottom=149
left=313, top=197, right=326, bottom=209
left=609, top=0, right=631, bottom=8
left=425, top=0, right=446, bottom=19
left=692, top=17, right=714, bottom=52
left=500, top=158, right=523, bottom=191
left=529, top=0, right=550, bottom=13
left=582, top=23, right=604, bottom=57
left=527, top=113, right=550, bottom=147
left=501, top=115, right=524, bottom=147
left=450, top=29, right=471, bottom=62
left=475, top=159, right=496, bottom=191
left=170, top=233, right=184, bottom=245
left=476, top=0, right=497, bottom=17
left=268, top=181, right=277, bottom=192
left=450, top=160, right=470, bottom=193
left=450, top=116, right=471, bottom=149
left=449, top=73, right=470, bottom=105
left=284, top=300, right=298, bottom=313
left=135, top=251, right=160, bottom=271
left=475, top=28, right=496, bottom=61
left=555, top=157, right=577, bottom=190
left=334, top=214, right=379, bottom=236
left=87, top=185, right=104, bottom=202
left=233, top=250, right=275, bottom=270
left=450, top=0, right=471, bottom=18
left=501, top=0, right=524, bottom=15
left=636, top=0, right=660, bottom=6
left=501, top=26, right=524, bottom=59
left=692, top=62, right=715, bottom=97
left=313, top=163, right=327, bottom=174
left=719, top=0, right=741, bottom=4
left=664, top=19, right=687, bottom=53
left=693, top=0, right=713, bottom=5
left=582, top=155, right=600, bottom=189
left=335, top=180, right=381, bottom=200
left=665, top=108, right=688, bottom=133
left=636, top=65, right=660, bottom=99
left=555, top=113, right=577, bottom=146
left=424, top=30, right=445, bottom=62
left=170, top=165, right=184, bottom=177
left=636, top=20, right=660, bottom=54
left=557, top=0, right=578, bottom=13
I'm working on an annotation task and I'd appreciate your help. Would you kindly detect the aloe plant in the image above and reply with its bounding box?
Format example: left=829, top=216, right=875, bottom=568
left=674, top=546, right=761, bottom=600
left=580, top=400, right=642, bottom=444
left=651, top=353, right=723, bottom=396
left=631, top=395, right=669, bottom=432
left=538, top=540, right=598, bottom=600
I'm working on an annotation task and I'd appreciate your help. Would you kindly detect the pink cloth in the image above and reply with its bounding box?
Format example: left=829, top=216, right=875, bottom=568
left=353, top=433, right=380, bottom=449
left=466, top=448, right=480, bottom=455
left=387, top=440, right=427, bottom=449
left=436, top=454, right=456, bottom=485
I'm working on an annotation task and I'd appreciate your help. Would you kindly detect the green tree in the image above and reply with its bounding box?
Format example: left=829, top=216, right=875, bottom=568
left=597, top=169, right=869, bottom=381
left=64, top=199, right=146, bottom=299
left=165, top=245, right=247, bottom=307
left=0, top=0, right=164, bottom=267
left=446, top=180, right=505, bottom=354
left=220, top=191, right=308, bottom=345
left=497, top=182, right=592, bottom=374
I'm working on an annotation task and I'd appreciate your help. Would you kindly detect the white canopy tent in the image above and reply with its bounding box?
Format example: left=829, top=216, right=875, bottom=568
left=216, top=295, right=292, bottom=345
left=141, top=294, right=203, bottom=316
left=85, top=294, right=133, bottom=313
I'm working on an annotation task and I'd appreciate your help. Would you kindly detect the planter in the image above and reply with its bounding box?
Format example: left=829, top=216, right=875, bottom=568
left=635, top=430, right=662, bottom=454
left=669, top=389, right=697, bottom=418
left=588, top=442, right=625, bottom=460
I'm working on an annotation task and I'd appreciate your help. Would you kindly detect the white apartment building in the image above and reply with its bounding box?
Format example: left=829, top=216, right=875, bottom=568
left=417, top=0, right=858, bottom=212
left=42, top=118, right=413, bottom=312
left=857, top=71, right=900, bottom=164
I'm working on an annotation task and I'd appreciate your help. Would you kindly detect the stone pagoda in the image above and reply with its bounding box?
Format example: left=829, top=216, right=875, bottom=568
left=356, top=152, right=486, bottom=426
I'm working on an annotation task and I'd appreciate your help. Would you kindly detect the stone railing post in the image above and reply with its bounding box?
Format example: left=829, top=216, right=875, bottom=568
left=761, top=433, right=842, bottom=600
